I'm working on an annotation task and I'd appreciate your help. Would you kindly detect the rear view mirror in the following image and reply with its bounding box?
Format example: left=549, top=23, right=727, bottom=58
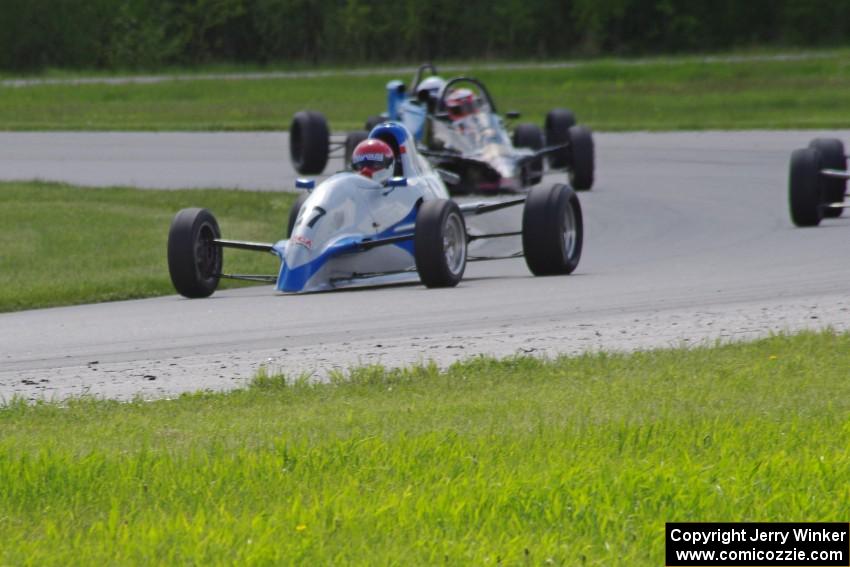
left=506, top=111, right=521, bottom=119
left=386, top=177, right=408, bottom=188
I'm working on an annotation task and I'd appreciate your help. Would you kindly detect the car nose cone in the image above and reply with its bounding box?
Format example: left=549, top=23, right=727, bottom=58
left=277, top=237, right=323, bottom=292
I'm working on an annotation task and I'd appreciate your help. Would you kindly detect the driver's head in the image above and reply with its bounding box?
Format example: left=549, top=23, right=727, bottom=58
left=446, top=88, right=479, bottom=120
left=416, top=76, right=446, bottom=103
left=351, top=139, right=395, bottom=184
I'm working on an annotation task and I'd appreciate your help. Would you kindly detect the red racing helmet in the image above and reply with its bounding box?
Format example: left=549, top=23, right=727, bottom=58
left=351, top=139, right=395, bottom=184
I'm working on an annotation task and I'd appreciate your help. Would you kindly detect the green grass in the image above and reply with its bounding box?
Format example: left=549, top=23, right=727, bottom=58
left=1, top=330, right=849, bottom=565
left=2, top=50, right=850, bottom=130
left=0, top=45, right=823, bottom=80
left=0, top=181, right=293, bottom=312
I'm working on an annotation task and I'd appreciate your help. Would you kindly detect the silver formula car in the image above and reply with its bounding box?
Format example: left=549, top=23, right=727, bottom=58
left=788, top=137, right=850, bottom=227
left=288, top=64, right=595, bottom=195
left=168, top=123, right=584, bottom=296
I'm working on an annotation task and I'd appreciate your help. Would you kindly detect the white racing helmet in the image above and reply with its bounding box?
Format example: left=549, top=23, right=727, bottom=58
left=416, top=76, right=446, bottom=102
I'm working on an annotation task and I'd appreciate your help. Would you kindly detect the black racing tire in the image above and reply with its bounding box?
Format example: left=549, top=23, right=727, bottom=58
left=365, top=115, right=384, bottom=131
left=513, top=123, right=544, bottom=186
left=522, top=184, right=583, bottom=276
left=545, top=108, right=576, bottom=168
left=344, top=130, right=370, bottom=170
left=414, top=199, right=467, bottom=288
left=567, top=125, right=595, bottom=191
left=289, top=111, right=330, bottom=175
left=789, top=147, right=824, bottom=227
left=287, top=191, right=311, bottom=237
left=809, top=138, right=846, bottom=218
left=167, top=208, right=222, bottom=298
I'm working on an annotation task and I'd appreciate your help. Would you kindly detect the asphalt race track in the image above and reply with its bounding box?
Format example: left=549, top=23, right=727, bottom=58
left=2, top=130, right=850, bottom=401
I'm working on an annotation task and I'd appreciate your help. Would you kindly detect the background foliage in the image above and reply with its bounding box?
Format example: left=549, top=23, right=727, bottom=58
left=2, top=0, right=850, bottom=72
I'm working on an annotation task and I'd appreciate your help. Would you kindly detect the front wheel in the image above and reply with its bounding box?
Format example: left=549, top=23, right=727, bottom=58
left=414, top=200, right=467, bottom=288
left=167, top=208, right=222, bottom=298
left=522, top=184, right=583, bottom=275
left=290, top=111, right=330, bottom=175
left=788, top=147, right=824, bottom=227
left=567, top=125, right=594, bottom=191
left=287, top=191, right=311, bottom=237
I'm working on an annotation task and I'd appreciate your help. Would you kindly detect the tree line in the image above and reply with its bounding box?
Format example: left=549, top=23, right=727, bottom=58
left=1, top=0, right=848, bottom=72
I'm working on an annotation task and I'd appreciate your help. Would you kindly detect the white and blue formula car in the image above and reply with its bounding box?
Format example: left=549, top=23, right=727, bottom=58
left=167, top=123, right=583, bottom=297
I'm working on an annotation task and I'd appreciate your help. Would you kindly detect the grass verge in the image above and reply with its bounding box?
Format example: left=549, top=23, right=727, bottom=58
left=1, top=330, right=848, bottom=564
left=0, top=181, right=293, bottom=312
left=1, top=50, right=850, bottom=131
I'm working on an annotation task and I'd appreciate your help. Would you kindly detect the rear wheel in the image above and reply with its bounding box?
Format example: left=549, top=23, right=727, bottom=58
left=167, top=208, right=222, bottom=298
left=809, top=138, right=846, bottom=218
left=567, top=125, right=595, bottom=191
left=344, top=130, right=370, bottom=170
left=789, top=147, right=824, bottom=227
left=522, top=184, right=583, bottom=275
left=545, top=108, right=576, bottom=168
left=290, top=111, right=330, bottom=175
left=513, top=123, right=544, bottom=186
left=414, top=200, right=467, bottom=288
